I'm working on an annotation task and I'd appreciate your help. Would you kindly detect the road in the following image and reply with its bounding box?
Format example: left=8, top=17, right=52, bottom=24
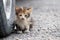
left=2, top=0, right=60, bottom=40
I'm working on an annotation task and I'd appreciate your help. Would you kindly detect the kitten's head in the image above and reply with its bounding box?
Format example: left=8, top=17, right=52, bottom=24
left=15, top=6, right=32, bottom=21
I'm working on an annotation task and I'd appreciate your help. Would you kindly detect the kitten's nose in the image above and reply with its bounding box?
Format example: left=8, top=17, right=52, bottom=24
left=21, top=18, right=24, bottom=20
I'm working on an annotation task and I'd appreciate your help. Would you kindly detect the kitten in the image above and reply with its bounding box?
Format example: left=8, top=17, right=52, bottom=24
left=14, top=6, right=33, bottom=33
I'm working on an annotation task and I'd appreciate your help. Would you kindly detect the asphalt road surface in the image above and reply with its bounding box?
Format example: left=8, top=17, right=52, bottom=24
left=2, top=0, right=60, bottom=40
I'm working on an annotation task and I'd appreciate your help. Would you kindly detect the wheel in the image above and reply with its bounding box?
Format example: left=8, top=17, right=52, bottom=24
left=0, top=0, right=15, bottom=38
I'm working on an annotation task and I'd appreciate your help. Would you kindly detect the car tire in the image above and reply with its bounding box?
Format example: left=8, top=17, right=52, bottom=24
left=0, top=0, right=15, bottom=38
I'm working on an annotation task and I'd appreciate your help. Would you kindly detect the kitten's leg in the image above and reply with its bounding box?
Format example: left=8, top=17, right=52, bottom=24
left=29, top=24, right=33, bottom=31
left=29, top=21, right=33, bottom=31
left=15, top=24, right=23, bottom=34
left=24, top=25, right=30, bottom=33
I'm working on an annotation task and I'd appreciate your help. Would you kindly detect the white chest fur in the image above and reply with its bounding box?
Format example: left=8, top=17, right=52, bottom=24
left=16, top=19, right=30, bottom=29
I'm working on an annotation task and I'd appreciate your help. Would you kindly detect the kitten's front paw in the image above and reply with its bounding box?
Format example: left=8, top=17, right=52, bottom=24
left=17, top=31, right=22, bottom=34
left=24, top=30, right=30, bottom=33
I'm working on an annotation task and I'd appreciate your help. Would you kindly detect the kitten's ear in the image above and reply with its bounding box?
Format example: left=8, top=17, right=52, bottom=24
left=27, top=7, right=32, bottom=12
left=15, top=6, right=23, bottom=15
left=15, top=7, right=20, bottom=15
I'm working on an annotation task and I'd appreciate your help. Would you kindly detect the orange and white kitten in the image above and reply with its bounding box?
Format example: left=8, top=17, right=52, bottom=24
left=15, top=6, right=33, bottom=33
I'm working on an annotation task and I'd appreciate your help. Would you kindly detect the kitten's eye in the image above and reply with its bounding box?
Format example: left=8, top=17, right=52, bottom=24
left=27, top=9, right=29, bottom=10
left=28, top=14, right=30, bottom=17
left=25, top=15, right=27, bottom=17
left=19, top=15, right=22, bottom=16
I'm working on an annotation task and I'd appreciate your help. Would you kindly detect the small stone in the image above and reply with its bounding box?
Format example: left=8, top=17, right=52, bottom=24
left=38, top=29, right=40, bottom=31
left=42, top=36, right=44, bottom=38
left=48, top=39, right=50, bottom=40
left=16, top=38, right=22, bottom=40
left=46, top=31, right=48, bottom=33
left=16, top=38, right=19, bottom=40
